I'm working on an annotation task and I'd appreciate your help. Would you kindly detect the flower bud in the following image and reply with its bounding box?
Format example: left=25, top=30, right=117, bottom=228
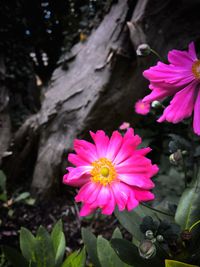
left=151, top=100, right=162, bottom=108
left=136, top=44, right=151, bottom=56
left=169, top=149, right=183, bottom=165
left=156, top=235, right=164, bottom=242
left=145, top=230, right=154, bottom=240
left=138, top=240, right=156, bottom=259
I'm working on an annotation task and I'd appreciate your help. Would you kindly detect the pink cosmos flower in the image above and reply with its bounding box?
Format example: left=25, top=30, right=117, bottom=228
left=119, top=122, right=130, bottom=130
left=63, top=128, right=158, bottom=216
left=142, top=42, right=200, bottom=135
left=135, top=99, right=150, bottom=115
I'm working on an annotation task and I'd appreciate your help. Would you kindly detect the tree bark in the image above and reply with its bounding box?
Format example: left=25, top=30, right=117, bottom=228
left=2, top=0, right=200, bottom=198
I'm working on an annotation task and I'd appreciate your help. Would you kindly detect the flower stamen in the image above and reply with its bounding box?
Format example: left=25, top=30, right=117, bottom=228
left=192, top=60, right=200, bottom=79
left=91, top=158, right=116, bottom=186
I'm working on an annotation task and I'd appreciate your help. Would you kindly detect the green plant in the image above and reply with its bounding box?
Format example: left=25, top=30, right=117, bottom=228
left=3, top=220, right=86, bottom=267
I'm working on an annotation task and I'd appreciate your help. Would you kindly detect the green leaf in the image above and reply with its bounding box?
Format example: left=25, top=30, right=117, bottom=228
left=14, top=192, right=30, bottom=202
left=61, top=248, right=86, bottom=267
left=51, top=220, right=66, bottom=267
left=20, top=227, right=36, bottom=263
left=175, top=168, right=200, bottom=230
left=112, top=227, right=122, bottom=239
left=110, top=238, right=164, bottom=267
left=165, top=259, right=198, bottom=267
left=2, top=245, right=29, bottom=267
left=81, top=228, right=101, bottom=267
left=35, top=226, right=55, bottom=267
left=97, top=236, right=131, bottom=267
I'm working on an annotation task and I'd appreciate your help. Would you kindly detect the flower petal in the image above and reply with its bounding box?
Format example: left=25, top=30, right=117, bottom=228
left=158, top=81, right=198, bottom=123
left=79, top=204, right=95, bottom=216
left=133, top=188, right=155, bottom=201
left=90, top=130, right=109, bottom=158
left=74, top=139, right=98, bottom=162
left=193, top=87, right=200, bottom=135
left=118, top=173, right=154, bottom=189
left=106, top=131, right=123, bottom=161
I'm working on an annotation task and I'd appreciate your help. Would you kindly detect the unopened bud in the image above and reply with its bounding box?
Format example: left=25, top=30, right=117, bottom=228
left=181, top=230, right=192, bottom=241
left=136, top=44, right=151, bottom=56
left=156, top=235, right=164, bottom=242
left=145, top=230, right=154, bottom=240
left=151, top=100, right=162, bottom=109
left=169, top=149, right=183, bottom=165
left=138, top=240, right=156, bottom=259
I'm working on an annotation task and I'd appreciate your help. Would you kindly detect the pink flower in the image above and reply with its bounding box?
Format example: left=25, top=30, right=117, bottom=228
left=119, top=122, right=130, bottom=130
left=63, top=128, right=158, bottom=216
left=135, top=99, right=150, bottom=115
left=142, top=42, right=200, bottom=135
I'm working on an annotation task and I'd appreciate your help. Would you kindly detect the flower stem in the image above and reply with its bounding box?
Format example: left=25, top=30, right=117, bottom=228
left=141, top=203, right=174, bottom=217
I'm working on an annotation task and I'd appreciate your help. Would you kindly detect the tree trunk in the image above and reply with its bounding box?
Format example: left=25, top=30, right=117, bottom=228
left=2, top=0, right=200, bottom=198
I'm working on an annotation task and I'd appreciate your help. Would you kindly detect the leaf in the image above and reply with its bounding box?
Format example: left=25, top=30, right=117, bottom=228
left=112, top=227, right=122, bottom=239
left=97, top=236, right=131, bottom=267
left=81, top=228, right=101, bottom=267
left=165, top=259, right=198, bottom=267
left=111, top=238, right=164, bottom=267
left=51, top=220, right=66, bottom=267
left=61, top=248, right=86, bottom=267
left=34, top=226, right=55, bottom=267
left=20, top=227, right=36, bottom=263
left=175, top=168, right=200, bottom=230
left=14, top=192, right=30, bottom=202
left=2, top=245, right=29, bottom=267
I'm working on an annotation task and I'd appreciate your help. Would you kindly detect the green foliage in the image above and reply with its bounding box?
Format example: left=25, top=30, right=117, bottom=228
left=51, top=220, right=66, bottom=267
left=165, top=260, right=198, bottom=267
left=82, top=227, right=131, bottom=267
left=3, top=220, right=86, bottom=267
left=61, top=248, right=86, bottom=267
left=81, top=228, right=101, bottom=267
left=175, top=166, right=200, bottom=230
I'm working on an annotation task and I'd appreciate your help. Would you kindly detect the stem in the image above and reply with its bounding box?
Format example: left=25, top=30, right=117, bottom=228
left=189, top=219, right=200, bottom=232
left=141, top=203, right=173, bottom=217
left=150, top=48, right=163, bottom=61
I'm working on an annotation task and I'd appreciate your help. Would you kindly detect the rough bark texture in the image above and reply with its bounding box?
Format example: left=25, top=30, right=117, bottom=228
left=2, top=0, right=200, bottom=198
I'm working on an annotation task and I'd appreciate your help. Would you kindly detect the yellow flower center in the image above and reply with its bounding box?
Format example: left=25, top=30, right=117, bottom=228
left=192, top=60, right=200, bottom=79
left=90, top=158, right=116, bottom=186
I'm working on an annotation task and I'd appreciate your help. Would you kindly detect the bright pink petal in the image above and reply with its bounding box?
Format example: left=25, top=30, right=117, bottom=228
left=74, top=139, right=98, bottom=162
left=75, top=182, right=101, bottom=204
left=68, top=153, right=90, bottom=166
left=90, top=130, right=109, bottom=158
left=158, top=81, right=198, bottom=123
left=106, top=131, right=123, bottom=161
left=135, top=147, right=152, bottom=156
left=118, top=173, right=154, bottom=189
left=63, top=173, right=90, bottom=187
left=193, top=88, right=200, bottom=135
left=135, top=100, right=150, bottom=115
left=113, top=128, right=141, bottom=164
left=79, top=204, right=95, bottom=216
left=111, top=182, right=129, bottom=211
left=101, top=189, right=115, bottom=215
left=133, top=188, right=155, bottom=201
left=188, top=42, right=198, bottom=61
left=66, top=166, right=92, bottom=181
left=90, top=186, right=111, bottom=208
left=127, top=190, right=139, bottom=211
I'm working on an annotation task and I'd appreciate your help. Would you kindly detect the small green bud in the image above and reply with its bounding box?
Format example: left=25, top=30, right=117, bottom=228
left=156, top=235, right=164, bottom=242
left=136, top=44, right=151, bottom=56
